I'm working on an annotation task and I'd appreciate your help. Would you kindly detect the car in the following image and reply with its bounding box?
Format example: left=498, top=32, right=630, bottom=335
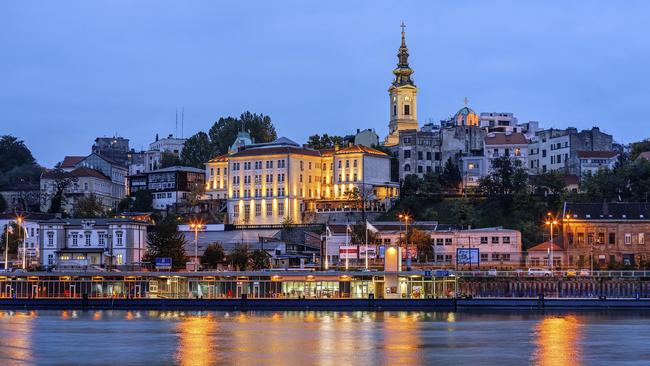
left=527, top=268, right=553, bottom=277
left=579, top=269, right=591, bottom=277
left=566, top=269, right=577, bottom=277
left=487, top=269, right=498, bottom=276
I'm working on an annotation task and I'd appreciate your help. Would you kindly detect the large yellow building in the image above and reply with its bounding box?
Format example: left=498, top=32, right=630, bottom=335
left=205, top=138, right=399, bottom=225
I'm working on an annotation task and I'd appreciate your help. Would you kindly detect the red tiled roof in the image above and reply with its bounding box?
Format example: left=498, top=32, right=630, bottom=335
left=230, top=146, right=321, bottom=158
left=576, top=150, right=619, bottom=158
left=528, top=240, right=564, bottom=252
left=60, top=156, right=85, bottom=168
left=208, top=154, right=229, bottom=163
left=636, top=151, right=650, bottom=161
left=70, top=167, right=110, bottom=180
left=563, top=175, right=579, bottom=185
left=484, top=132, right=528, bottom=145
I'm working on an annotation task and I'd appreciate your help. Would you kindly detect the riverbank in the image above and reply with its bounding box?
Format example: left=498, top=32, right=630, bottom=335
left=3, top=297, right=650, bottom=310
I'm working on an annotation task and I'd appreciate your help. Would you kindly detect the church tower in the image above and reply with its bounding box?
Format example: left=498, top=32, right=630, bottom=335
left=384, top=22, right=418, bottom=146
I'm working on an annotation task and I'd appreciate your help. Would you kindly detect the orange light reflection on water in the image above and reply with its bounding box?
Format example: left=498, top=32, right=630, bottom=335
left=176, top=314, right=216, bottom=366
left=533, top=315, right=582, bottom=366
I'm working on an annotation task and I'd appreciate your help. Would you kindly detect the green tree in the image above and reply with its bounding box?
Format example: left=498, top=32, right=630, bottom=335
left=180, top=132, right=213, bottom=168
left=631, top=139, right=650, bottom=160
left=201, top=242, right=225, bottom=269
left=250, top=249, right=270, bottom=270
left=208, top=112, right=277, bottom=155
left=46, top=167, right=78, bottom=215
left=143, top=217, right=187, bottom=270
left=400, top=174, right=423, bottom=198
left=0, top=135, right=36, bottom=174
left=479, top=157, right=528, bottom=196
left=229, top=244, right=250, bottom=270
left=440, top=158, right=462, bottom=190
left=73, top=194, right=106, bottom=218
left=159, top=151, right=182, bottom=169
left=421, top=171, right=442, bottom=198
left=133, top=189, right=154, bottom=212
left=532, top=171, right=567, bottom=196
left=408, top=228, right=433, bottom=263
left=306, top=134, right=345, bottom=149
left=117, top=197, right=132, bottom=212
left=1, top=222, right=21, bottom=255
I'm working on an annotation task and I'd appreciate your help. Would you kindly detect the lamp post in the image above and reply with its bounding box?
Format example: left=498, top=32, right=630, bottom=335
left=189, top=221, right=204, bottom=272
left=17, top=216, right=25, bottom=270
left=545, top=213, right=558, bottom=271
left=3, top=222, right=11, bottom=271
left=399, top=214, right=411, bottom=266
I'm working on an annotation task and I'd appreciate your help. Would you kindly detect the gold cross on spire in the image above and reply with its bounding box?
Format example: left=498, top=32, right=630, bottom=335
left=464, top=97, right=469, bottom=107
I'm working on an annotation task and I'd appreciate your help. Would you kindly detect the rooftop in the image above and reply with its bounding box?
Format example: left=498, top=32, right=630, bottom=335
left=485, top=132, right=528, bottom=145
left=564, top=202, right=650, bottom=221
left=150, top=166, right=205, bottom=174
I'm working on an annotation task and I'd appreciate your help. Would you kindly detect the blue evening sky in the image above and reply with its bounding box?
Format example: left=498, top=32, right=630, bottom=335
left=2, top=1, right=649, bottom=167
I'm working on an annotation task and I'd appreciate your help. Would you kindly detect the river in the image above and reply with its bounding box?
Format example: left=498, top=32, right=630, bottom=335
left=1, top=309, right=649, bottom=365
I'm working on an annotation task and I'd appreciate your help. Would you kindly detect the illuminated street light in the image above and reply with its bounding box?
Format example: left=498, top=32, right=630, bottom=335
left=545, top=214, right=558, bottom=271
left=189, top=221, right=205, bottom=272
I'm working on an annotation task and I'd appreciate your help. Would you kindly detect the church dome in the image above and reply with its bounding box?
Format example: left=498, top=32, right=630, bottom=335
left=454, top=102, right=479, bottom=127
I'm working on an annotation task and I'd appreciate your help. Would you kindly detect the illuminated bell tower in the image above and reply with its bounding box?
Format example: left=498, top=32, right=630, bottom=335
left=384, top=22, right=418, bottom=146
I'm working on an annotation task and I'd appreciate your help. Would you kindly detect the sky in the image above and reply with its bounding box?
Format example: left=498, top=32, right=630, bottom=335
left=2, top=1, right=649, bottom=167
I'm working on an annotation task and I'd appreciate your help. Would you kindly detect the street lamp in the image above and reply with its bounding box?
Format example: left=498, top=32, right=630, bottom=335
left=398, top=213, right=411, bottom=265
left=189, top=221, right=205, bottom=272
left=16, top=216, right=25, bottom=270
left=545, top=213, right=558, bottom=271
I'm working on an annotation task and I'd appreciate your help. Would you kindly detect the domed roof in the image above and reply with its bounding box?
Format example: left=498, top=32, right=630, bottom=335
left=455, top=106, right=476, bottom=117
left=453, top=99, right=479, bottom=127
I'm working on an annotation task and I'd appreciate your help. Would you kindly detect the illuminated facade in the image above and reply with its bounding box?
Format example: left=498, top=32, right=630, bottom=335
left=385, top=23, right=418, bottom=146
left=205, top=139, right=398, bottom=225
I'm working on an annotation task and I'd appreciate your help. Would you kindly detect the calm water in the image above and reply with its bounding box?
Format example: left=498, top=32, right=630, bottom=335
left=1, top=309, right=650, bottom=366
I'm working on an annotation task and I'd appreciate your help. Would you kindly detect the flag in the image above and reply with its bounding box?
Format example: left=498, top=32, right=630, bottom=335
left=326, top=226, right=332, bottom=237
left=346, top=224, right=352, bottom=233
left=366, top=221, right=379, bottom=234
left=6, top=225, right=13, bottom=235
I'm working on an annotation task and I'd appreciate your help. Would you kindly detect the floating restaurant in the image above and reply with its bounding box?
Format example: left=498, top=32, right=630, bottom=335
left=0, top=271, right=458, bottom=300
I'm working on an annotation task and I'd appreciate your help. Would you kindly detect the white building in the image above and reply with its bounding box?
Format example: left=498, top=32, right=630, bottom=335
left=146, top=166, right=205, bottom=211
left=577, top=150, right=619, bottom=178
left=0, top=214, right=47, bottom=267
left=38, top=218, right=147, bottom=269
left=484, top=132, right=529, bottom=173
left=144, top=134, right=188, bottom=172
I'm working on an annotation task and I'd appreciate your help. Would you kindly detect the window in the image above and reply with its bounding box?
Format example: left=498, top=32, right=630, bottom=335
left=244, top=206, right=250, bottom=220
left=587, top=233, right=594, bottom=245
left=404, top=164, right=411, bottom=172
left=502, top=236, right=510, bottom=244
left=233, top=206, right=239, bottom=217
left=435, top=238, right=443, bottom=246
left=444, top=238, right=452, bottom=245
left=404, top=150, right=411, bottom=158
left=568, top=233, right=574, bottom=245
left=625, top=233, right=632, bottom=245
left=99, top=233, right=106, bottom=247
left=266, top=203, right=273, bottom=216
left=116, top=254, right=123, bottom=265
left=417, top=151, right=423, bottom=160
left=278, top=202, right=284, bottom=216
left=393, top=104, right=397, bottom=116
left=491, top=237, right=499, bottom=244
left=640, top=233, right=645, bottom=245
left=480, top=237, right=488, bottom=244
left=404, top=104, right=410, bottom=115
left=609, top=232, right=616, bottom=245
left=85, top=233, right=91, bottom=246
left=345, top=160, right=350, bottom=168
left=116, top=231, right=123, bottom=246
left=255, top=203, right=261, bottom=217
left=426, top=152, right=432, bottom=160
left=577, top=232, right=584, bottom=244
left=48, top=254, right=53, bottom=265
left=597, top=232, right=604, bottom=244
left=72, top=233, right=78, bottom=246
left=480, top=253, right=488, bottom=261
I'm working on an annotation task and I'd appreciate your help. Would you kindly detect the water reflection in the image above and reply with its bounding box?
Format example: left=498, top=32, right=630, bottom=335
left=532, top=315, right=582, bottom=366
left=176, top=313, right=217, bottom=366
left=0, top=311, right=34, bottom=365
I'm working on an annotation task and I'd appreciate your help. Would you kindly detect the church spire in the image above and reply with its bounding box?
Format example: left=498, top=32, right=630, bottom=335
left=393, top=21, right=414, bottom=87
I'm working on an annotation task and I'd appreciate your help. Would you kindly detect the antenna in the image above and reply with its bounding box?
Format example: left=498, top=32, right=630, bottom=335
left=181, top=107, right=185, bottom=138
left=175, top=108, right=178, bottom=136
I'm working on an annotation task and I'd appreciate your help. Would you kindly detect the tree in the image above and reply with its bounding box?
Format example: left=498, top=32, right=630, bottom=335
left=46, top=167, right=78, bottom=214
left=201, top=242, right=225, bottom=269
left=400, top=174, right=423, bottom=198
left=142, top=216, right=187, bottom=270
left=631, top=139, right=650, bottom=160
left=408, top=228, right=433, bottom=263
left=305, top=134, right=345, bottom=149
left=1, top=222, right=21, bottom=255
left=133, top=189, right=154, bottom=212
left=421, top=171, right=442, bottom=198
left=479, top=157, right=528, bottom=196
left=0, top=135, right=36, bottom=174
left=180, top=132, right=213, bottom=168
left=439, top=158, right=462, bottom=190
left=532, top=171, right=567, bottom=196
left=159, top=151, right=182, bottom=169
left=208, top=112, right=277, bottom=155
left=73, top=194, right=105, bottom=218
left=0, top=195, right=6, bottom=213
left=229, top=244, right=250, bottom=270
left=250, top=249, right=270, bottom=270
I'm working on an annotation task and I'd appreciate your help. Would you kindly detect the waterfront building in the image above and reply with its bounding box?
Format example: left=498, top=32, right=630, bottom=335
left=528, top=127, right=613, bottom=175
left=577, top=150, right=619, bottom=178
left=38, top=217, right=147, bottom=269
left=561, top=202, right=650, bottom=269
left=526, top=239, right=565, bottom=269
left=0, top=213, right=53, bottom=266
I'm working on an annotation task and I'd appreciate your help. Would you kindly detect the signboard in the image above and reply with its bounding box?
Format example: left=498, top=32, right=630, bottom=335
left=155, top=257, right=172, bottom=270
left=359, top=245, right=377, bottom=258
left=339, top=246, right=358, bottom=260
left=401, top=246, right=417, bottom=259
left=456, top=248, right=480, bottom=265
left=379, top=246, right=386, bottom=259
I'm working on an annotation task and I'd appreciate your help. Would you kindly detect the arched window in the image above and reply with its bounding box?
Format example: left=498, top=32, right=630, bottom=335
left=404, top=164, right=411, bottom=172
left=404, top=104, right=410, bottom=115
left=393, top=105, right=397, bottom=116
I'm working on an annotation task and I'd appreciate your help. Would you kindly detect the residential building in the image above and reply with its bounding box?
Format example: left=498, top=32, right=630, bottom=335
left=145, top=166, right=205, bottom=211
left=528, top=127, right=613, bottom=175
left=526, top=240, right=565, bottom=269
left=397, top=126, right=442, bottom=178
left=343, top=129, right=379, bottom=147
left=144, top=134, right=187, bottom=172
left=92, top=136, right=130, bottom=166
left=479, top=112, right=540, bottom=139
left=384, top=25, right=418, bottom=146
left=40, top=167, right=122, bottom=214
left=0, top=183, right=40, bottom=212
left=38, top=218, right=147, bottom=269
left=638, top=151, right=650, bottom=162
left=577, top=150, right=619, bottom=178
left=561, top=202, right=650, bottom=269
left=484, top=132, right=529, bottom=173
left=0, top=213, right=54, bottom=266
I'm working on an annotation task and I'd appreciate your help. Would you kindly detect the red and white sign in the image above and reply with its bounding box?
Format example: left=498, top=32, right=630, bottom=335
left=339, top=246, right=358, bottom=259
